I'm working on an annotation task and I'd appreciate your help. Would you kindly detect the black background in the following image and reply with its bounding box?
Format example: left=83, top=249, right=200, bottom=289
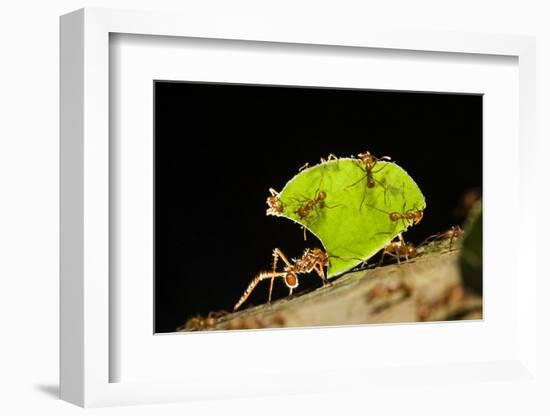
left=154, top=81, right=482, bottom=333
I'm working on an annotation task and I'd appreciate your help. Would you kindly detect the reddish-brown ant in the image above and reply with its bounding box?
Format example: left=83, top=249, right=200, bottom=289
left=266, top=188, right=284, bottom=216
left=347, top=151, right=392, bottom=208
left=441, top=225, right=464, bottom=248
left=421, top=225, right=464, bottom=250
left=292, top=189, right=343, bottom=240
left=294, top=190, right=344, bottom=221
left=388, top=208, right=424, bottom=227
left=233, top=247, right=330, bottom=311
left=365, top=200, right=424, bottom=232
left=378, top=233, right=417, bottom=266
left=294, top=190, right=327, bottom=219
left=180, top=311, right=228, bottom=331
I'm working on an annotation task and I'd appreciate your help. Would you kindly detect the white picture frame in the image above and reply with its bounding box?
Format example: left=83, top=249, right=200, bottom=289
left=60, top=7, right=537, bottom=408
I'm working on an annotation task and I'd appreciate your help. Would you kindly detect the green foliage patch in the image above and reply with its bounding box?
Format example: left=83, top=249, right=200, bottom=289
left=270, top=158, right=426, bottom=277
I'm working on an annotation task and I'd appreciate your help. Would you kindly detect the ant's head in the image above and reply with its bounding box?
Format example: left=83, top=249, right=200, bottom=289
left=284, top=272, right=299, bottom=289
left=266, top=195, right=283, bottom=215
left=317, top=191, right=327, bottom=200
left=358, top=151, right=372, bottom=160
left=389, top=212, right=400, bottom=222
left=358, top=151, right=375, bottom=166
left=311, top=248, right=328, bottom=263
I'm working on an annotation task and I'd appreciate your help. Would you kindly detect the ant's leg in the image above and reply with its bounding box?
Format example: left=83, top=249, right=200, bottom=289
left=346, top=162, right=367, bottom=190
left=395, top=252, right=401, bottom=264
left=314, top=263, right=331, bottom=286
left=272, top=248, right=294, bottom=268
left=288, top=195, right=308, bottom=205
left=371, top=156, right=392, bottom=173
left=322, top=153, right=338, bottom=162
left=372, top=165, right=388, bottom=174
left=345, top=175, right=366, bottom=190
left=308, top=206, right=322, bottom=227
left=359, top=187, right=368, bottom=211
left=397, top=234, right=409, bottom=261
left=322, top=153, right=340, bottom=168
left=378, top=249, right=387, bottom=266
left=298, top=162, right=310, bottom=172
left=234, top=271, right=287, bottom=310
left=364, top=201, right=390, bottom=217
left=268, top=250, right=281, bottom=303
left=384, top=251, right=400, bottom=264
left=399, top=183, right=408, bottom=213
left=419, top=233, right=440, bottom=247
left=303, top=226, right=307, bottom=241
left=269, top=248, right=296, bottom=303
left=373, top=178, right=389, bottom=205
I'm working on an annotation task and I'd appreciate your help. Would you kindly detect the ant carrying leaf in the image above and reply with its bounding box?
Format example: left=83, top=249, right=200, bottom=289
left=268, top=155, right=426, bottom=277
left=234, top=247, right=330, bottom=310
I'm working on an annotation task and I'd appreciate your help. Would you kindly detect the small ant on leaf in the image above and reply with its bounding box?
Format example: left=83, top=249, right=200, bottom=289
left=364, top=183, right=424, bottom=233
left=266, top=188, right=284, bottom=216
left=292, top=190, right=344, bottom=240
left=347, top=151, right=392, bottom=209
left=294, top=190, right=329, bottom=219
left=365, top=201, right=423, bottom=232
left=233, top=247, right=331, bottom=311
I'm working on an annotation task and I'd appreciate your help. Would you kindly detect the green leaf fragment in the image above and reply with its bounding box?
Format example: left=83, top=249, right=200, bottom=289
left=271, top=158, right=426, bottom=277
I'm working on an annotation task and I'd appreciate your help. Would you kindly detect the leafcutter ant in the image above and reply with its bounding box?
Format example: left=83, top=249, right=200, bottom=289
left=364, top=198, right=424, bottom=233
left=292, top=189, right=343, bottom=240
left=421, top=225, right=464, bottom=250
left=180, top=311, right=228, bottom=331
left=346, top=151, right=392, bottom=209
left=378, top=233, right=417, bottom=266
left=233, top=247, right=330, bottom=311
left=266, top=188, right=284, bottom=216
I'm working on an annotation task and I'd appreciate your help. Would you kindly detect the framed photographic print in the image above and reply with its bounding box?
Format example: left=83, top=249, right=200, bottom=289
left=60, top=7, right=538, bottom=408
left=153, top=80, right=482, bottom=334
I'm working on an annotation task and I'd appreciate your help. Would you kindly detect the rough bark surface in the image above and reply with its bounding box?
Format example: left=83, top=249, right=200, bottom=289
left=178, top=243, right=482, bottom=332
